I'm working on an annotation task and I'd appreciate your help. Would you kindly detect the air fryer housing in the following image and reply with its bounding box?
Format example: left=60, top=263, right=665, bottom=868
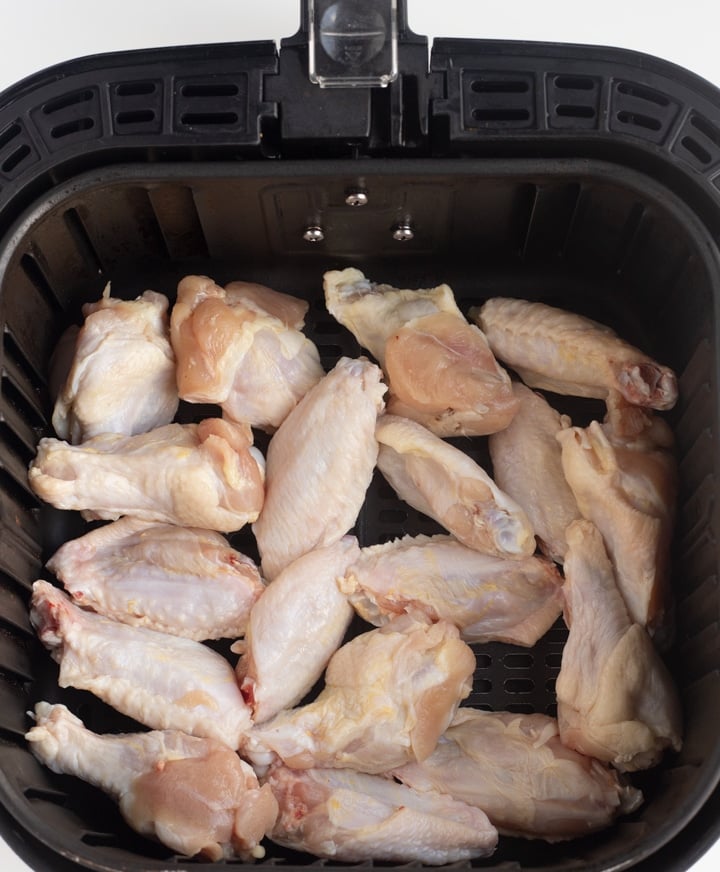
left=1, top=2, right=720, bottom=870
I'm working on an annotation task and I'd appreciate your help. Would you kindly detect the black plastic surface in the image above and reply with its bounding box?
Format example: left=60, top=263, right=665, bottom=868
left=1, top=4, right=720, bottom=868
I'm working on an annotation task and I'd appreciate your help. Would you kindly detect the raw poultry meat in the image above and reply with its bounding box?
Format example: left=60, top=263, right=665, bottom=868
left=376, top=414, right=535, bottom=558
left=244, top=613, right=475, bottom=774
left=324, top=268, right=517, bottom=436
left=171, top=275, right=324, bottom=431
left=557, top=397, right=677, bottom=640
left=25, top=703, right=278, bottom=861
left=253, top=356, right=386, bottom=580
left=52, top=286, right=178, bottom=443
left=30, top=581, right=253, bottom=749
left=489, top=381, right=581, bottom=562
left=392, top=707, right=642, bottom=841
left=339, top=533, right=562, bottom=645
left=28, top=418, right=265, bottom=533
left=235, top=536, right=359, bottom=723
left=47, top=517, right=264, bottom=640
left=555, top=521, right=682, bottom=771
left=473, top=297, right=678, bottom=410
left=266, top=764, right=498, bottom=864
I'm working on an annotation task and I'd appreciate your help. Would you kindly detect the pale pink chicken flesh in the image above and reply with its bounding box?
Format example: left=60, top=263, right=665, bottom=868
left=376, top=414, right=536, bottom=558
left=253, top=356, right=386, bottom=580
left=324, top=267, right=517, bottom=436
left=489, top=381, right=580, bottom=563
left=171, top=275, right=324, bottom=432
left=25, top=703, right=278, bottom=861
left=557, top=399, right=678, bottom=641
left=52, top=286, right=178, bottom=443
left=392, top=707, right=642, bottom=841
left=266, top=764, right=498, bottom=864
left=30, top=581, right=253, bottom=749
left=47, top=516, right=264, bottom=640
left=340, top=533, right=562, bottom=645
left=473, top=296, right=678, bottom=410
left=243, top=613, right=475, bottom=774
left=28, top=417, right=265, bottom=533
left=556, top=520, right=682, bottom=771
left=235, top=536, right=359, bottom=723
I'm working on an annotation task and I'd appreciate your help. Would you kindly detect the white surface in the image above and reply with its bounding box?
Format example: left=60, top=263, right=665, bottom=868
left=1, top=2, right=719, bottom=871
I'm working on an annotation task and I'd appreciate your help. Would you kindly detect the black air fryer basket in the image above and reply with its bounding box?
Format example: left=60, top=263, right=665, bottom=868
left=1, top=2, right=720, bottom=870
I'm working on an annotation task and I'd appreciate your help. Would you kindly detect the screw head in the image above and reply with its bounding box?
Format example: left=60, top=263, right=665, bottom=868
left=392, top=222, right=414, bottom=242
left=303, top=225, right=325, bottom=243
left=345, top=189, right=369, bottom=207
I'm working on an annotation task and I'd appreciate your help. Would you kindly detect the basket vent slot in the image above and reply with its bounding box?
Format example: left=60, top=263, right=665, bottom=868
left=462, top=71, right=535, bottom=129
left=174, top=75, right=249, bottom=134
left=547, top=73, right=600, bottom=129
left=31, top=87, right=102, bottom=148
left=610, top=79, right=680, bottom=143
left=0, top=121, right=37, bottom=180
left=111, top=79, right=163, bottom=134
left=672, top=112, right=720, bottom=171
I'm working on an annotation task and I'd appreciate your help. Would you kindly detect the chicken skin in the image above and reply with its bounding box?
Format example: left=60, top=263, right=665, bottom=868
left=324, top=268, right=517, bottom=436
left=52, top=287, right=178, bottom=443
left=235, top=537, right=359, bottom=723
left=253, top=357, right=386, bottom=580
left=340, top=533, right=562, bottom=645
left=489, top=381, right=580, bottom=562
left=244, top=613, right=475, bottom=775
left=47, top=517, right=264, bottom=640
left=266, top=765, right=497, bottom=864
left=392, top=708, right=642, bottom=841
left=26, top=703, right=277, bottom=861
left=557, top=399, right=677, bottom=640
left=376, top=415, right=535, bottom=558
left=28, top=418, right=265, bottom=533
left=30, top=581, right=253, bottom=748
left=171, top=275, right=324, bottom=432
left=555, top=521, right=682, bottom=771
left=473, top=297, right=678, bottom=410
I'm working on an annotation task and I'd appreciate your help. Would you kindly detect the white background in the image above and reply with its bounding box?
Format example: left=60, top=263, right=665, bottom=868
left=1, top=2, right=718, bottom=871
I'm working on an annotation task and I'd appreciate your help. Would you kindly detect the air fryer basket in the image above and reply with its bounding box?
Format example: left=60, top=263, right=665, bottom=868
left=2, top=4, right=720, bottom=871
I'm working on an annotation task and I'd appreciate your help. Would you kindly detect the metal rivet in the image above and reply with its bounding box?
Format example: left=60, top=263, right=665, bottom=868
left=392, top=221, right=414, bottom=242
left=345, top=188, right=369, bottom=207
left=303, top=225, right=325, bottom=243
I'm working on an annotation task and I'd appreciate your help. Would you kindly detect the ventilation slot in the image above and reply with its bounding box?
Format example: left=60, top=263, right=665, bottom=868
left=111, top=79, right=162, bottom=134
left=547, top=74, right=600, bottom=129
left=32, top=88, right=101, bottom=147
left=673, top=113, right=720, bottom=170
left=0, top=121, right=36, bottom=179
left=63, top=207, right=106, bottom=277
left=174, top=76, right=249, bottom=134
left=463, top=72, right=535, bottom=130
left=611, top=80, right=679, bottom=142
left=20, top=254, right=63, bottom=313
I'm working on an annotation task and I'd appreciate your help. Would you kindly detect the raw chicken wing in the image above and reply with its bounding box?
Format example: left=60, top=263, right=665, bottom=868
left=171, top=275, right=324, bottom=432
left=325, top=268, right=517, bottom=436
left=340, top=533, right=562, bottom=645
left=253, top=356, right=385, bottom=579
left=555, top=521, right=682, bottom=771
left=26, top=703, right=278, bottom=861
left=52, top=286, right=178, bottom=443
left=473, top=297, right=678, bottom=410
left=489, top=381, right=580, bottom=562
left=376, top=415, right=535, bottom=558
left=235, top=536, right=359, bottom=723
left=244, top=613, right=475, bottom=774
left=557, top=398, right=677, bottom=639
left=30, top=581, right=253, bottom=748
left=266, top=765, right=497, bottom=864
left=47, top=517, right=264, bottom=640
left=28, top=418, right=265, bottom=533
left=393, top=707, right=642, bottom=841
